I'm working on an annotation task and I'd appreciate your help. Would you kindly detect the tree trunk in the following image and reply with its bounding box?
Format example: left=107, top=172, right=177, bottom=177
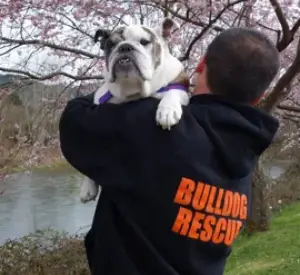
left=245, top=138, right=283, bottom=233
left=245, top=37, right=300, bottom=233
left=246, top=163, right=271, bottom=233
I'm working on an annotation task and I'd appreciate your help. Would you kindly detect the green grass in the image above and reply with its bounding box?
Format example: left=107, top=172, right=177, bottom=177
left=226, top=204, right=300, bottom=274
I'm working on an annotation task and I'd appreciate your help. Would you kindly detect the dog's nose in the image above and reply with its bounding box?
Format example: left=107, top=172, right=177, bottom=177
left=118, top=44, right=134, bottom=53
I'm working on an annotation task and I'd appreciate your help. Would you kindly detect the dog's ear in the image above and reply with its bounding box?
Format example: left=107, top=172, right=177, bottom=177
left=161, top=18, right=180, bottom=39
left=94, top=29, right=111, bottom=43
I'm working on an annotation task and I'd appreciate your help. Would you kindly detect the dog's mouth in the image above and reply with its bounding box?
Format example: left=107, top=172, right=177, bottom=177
left=116, top=57, right=132, bottom=66
left=112, top=55, right=144, bottom=81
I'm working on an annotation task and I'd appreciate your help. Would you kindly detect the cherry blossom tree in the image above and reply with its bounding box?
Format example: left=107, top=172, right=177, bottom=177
left=1, top=0, right=300, bottom=231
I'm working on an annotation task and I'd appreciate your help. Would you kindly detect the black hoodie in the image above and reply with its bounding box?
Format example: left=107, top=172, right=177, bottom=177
left=59, top=93, right=279, bottom=275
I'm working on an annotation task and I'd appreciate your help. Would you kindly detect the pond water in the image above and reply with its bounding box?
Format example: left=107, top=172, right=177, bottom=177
left=262, top=163, right=286, bottom=179
left=0, top=170, right=96, bottom=244
left=0, top=164, right=287, bottom=245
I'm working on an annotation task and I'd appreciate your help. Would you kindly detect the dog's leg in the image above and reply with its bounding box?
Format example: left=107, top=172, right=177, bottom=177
left=79, top=84, right=111, bottom=204
left=80, top=177, right=99, bottom=203
left=140, top=80, right=151, bottom=98
left=156, top=89, right=189, bottom=130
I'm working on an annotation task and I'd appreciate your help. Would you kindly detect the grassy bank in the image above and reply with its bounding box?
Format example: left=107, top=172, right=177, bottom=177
left=226, top=203, right=300, bottom=274
left=0, top=230, right=88, bottom=275
left=0, top=147, right=65, bottom=174
left=0, top=147, right=79, bottom=177
left=1, top=205, right=300, bottom=275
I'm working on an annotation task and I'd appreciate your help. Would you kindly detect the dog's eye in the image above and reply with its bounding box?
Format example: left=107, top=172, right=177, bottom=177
left=140, top=39, right=150, bottom=46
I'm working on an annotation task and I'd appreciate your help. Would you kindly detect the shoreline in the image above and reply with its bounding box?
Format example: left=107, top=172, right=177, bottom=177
left=0, top=146, right=78, bottom=177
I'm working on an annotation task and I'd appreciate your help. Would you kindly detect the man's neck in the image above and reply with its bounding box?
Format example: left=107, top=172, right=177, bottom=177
left=192, top=87, right=211, bottom=96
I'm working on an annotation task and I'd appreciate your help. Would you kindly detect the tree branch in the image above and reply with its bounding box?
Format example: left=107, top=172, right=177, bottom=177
left=0, top=67, right=103, bottom=81
left=269, top=0, right=290, bottom=35
left=282, top=114, right=300, bottom=125
left=179, top=0, right=247, bottom=61
left=146, top=1, right=224, bottom=32
left=260, top=37, right=300, bottom=112
left=269, top=0, right=300, bottom=52
left=291, top=18, right=300, bottom=35
left=277, top=105, right=300, bottom=112
left=179, top=26, right=210, bottom=62
left=0, top=36, right=103, bottom=59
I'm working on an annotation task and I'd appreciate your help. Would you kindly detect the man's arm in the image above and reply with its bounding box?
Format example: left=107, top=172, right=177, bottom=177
left=59, top=93, right=124, bottom=137
left=59, top=93, right=126, bottom=184
left=59, top=93, right=158, bottom=186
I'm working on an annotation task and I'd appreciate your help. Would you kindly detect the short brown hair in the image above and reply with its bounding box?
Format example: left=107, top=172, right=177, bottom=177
left=205, top=27, right=280, bottom=103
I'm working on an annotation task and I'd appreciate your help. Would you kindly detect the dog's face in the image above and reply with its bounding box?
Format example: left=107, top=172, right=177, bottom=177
left=94, top=18, right=180, bottom=87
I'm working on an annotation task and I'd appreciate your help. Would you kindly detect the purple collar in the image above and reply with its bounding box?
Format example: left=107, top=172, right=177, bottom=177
left=98, top=83, right=188, bottom=104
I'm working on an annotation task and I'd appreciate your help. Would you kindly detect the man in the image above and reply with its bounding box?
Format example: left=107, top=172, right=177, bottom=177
left=59, top=28, right=280, bottom=275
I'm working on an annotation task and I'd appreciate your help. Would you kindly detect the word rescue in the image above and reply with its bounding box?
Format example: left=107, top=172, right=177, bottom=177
left=171, top=177, right=248, bottom=246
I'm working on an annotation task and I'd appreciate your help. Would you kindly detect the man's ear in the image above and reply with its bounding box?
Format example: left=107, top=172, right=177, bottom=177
left=252, top=92, right=266, bottom=106
left=160, top=17, right=180, bottom=39
left=94, top=29, right=111, bottom=43
left=195, top=57, right=206, bottom=74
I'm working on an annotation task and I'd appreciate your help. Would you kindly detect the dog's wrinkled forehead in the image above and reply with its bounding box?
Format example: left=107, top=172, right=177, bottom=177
left=109, top=27, right=125, bottom=45
left=122, top=25, right=154, bottom=42
left=103, top=25, right=156, bottom=54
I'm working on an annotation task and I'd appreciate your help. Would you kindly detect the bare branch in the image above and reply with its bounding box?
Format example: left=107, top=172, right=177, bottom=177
left=0, top=67, right=103, bottom=81
left=282, top=114, right=300, bottom=125
left=0, top=36, right=102, bottom=59
left=179, top=0, right=247, bottom=61
left=57, top=12, right=93, bottom=39
left=269, top=0, right=300, bottom=52
left=277, top=105, right=300, bottom=112
left=269, top=0, right=290, bottom=35
left=0, top=45, right=22, bottom=56
left=261, top=37, right=300, bottom=112
left=145, top=1, right=224, bottom=32
left=291, top=18, right=300, bottom=35
left=179, top=26, right=210, bottom=62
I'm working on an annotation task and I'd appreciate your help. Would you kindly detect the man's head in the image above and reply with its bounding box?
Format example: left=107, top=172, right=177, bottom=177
left=193, top=27, right=280, bottom=104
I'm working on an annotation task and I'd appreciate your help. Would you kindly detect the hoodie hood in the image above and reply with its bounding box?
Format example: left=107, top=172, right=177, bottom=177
left=190, top=94, right=279, bottom=178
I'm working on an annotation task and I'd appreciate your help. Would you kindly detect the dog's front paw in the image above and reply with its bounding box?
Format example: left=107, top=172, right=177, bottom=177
left=80, top=178, right=99, bottom=204
left=156, top=96, right=182, bottom=130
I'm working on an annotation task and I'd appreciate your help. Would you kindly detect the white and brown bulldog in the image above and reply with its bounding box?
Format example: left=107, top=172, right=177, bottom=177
left=80, top=18, right=190, bottom=203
